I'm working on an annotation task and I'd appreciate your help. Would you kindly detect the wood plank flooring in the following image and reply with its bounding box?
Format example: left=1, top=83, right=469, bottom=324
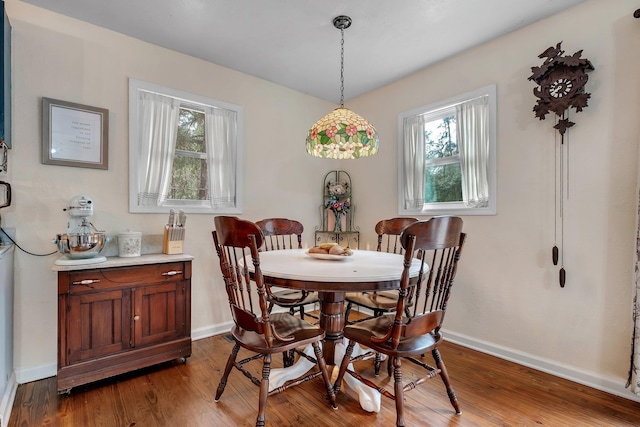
left=9, top=333, right=640, bottom=426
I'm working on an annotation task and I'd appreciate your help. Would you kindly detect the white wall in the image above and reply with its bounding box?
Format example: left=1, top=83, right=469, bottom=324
left=347, top=0, right=640, bottom=399
left=4, top=0, right=640, bottom=403
left=5, top=0, right=337, bottom=381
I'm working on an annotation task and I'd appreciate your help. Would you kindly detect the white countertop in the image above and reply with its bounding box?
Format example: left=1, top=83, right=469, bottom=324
left=52, top=253, right=194, bottom=271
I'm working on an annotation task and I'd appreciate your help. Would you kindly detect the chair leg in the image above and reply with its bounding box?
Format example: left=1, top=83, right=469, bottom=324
left=299, top=305, right=305, bottom=320
left=333, top=340, right=355, bottom=393
left=393, top=356, right=406, bottom=427
left=433, top=348, right=461, bottom=414
left=344, top=301, right=353, bottom=324
left=374, top=352, right=382, bottom=376
left=282, top=350, right=294, bottom=368
left=215, top=342, right=240, bottom=401
left=256, top=354, right=272, bottom=427
left=387, top=356, right=394, bottom=378
left=372, top=309, right=383, bottom=375
left=312, top=341, right=338, bottom=409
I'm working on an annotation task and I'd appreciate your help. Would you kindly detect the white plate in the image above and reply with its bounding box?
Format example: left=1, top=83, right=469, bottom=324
left=305, top=251, right=352, bottom=261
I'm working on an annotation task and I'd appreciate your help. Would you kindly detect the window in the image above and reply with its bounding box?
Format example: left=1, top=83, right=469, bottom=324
left=128, top=79, right=243, bottom=214
left=398, top=85, right=496, bottom=215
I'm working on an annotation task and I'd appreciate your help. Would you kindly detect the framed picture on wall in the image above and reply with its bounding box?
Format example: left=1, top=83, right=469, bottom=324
left=41, top=97, right=109, bottom=169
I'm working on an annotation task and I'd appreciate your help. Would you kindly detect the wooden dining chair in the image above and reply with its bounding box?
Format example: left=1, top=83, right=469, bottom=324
left=212, top=216, right=337, bottom=426
left=333, top=216, right=466, bottom=427
left=344, top=217, right=419, bottom=325
left=255, top=218, right=319, bottom=322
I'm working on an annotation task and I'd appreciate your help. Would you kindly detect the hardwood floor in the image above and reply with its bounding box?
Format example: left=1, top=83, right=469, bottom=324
left=9, top=333, right=640, bottom=426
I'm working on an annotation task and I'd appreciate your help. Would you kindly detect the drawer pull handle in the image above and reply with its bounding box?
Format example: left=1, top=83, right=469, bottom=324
left=162, top=270, right=182, bottom=276
left=72, top=279, right=100, bottom=285
left=133, top=315, right=140, bottom=321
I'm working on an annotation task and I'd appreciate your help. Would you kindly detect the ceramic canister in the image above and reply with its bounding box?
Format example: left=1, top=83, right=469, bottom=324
left=117, top=231, right=142, bottom=257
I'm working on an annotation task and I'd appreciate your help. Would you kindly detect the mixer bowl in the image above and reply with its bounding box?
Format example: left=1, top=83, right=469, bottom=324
left=55, top=232, right=106, bottom=259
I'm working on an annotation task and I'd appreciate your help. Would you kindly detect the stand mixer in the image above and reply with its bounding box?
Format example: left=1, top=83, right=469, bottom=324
left=53, top=195, right=107, bottom=265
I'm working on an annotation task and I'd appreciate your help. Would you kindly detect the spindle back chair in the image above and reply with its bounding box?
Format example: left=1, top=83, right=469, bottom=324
left=333, top=216, right=466, bottom=427
left=255, top=218, right=319, bottom=323
left=344, top=217, right=419, bottom=325
left=212, top=216, right=336, bottom=427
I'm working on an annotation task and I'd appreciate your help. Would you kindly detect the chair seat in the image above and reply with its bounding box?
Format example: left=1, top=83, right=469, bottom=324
left=343, top=314, right=440, bottom=357
left=345, top=290, right=407, bottom=311
left=268, top=289, right=319, bottom=307
left=231, top=312, right=325, bottom=354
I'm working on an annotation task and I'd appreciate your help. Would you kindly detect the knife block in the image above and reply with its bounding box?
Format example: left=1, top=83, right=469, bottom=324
left=163, top=226, right=185, bottom=254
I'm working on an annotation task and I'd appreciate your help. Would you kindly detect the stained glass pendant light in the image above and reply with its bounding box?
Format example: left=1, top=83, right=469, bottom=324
left=306, top=16, right=379, bottom=159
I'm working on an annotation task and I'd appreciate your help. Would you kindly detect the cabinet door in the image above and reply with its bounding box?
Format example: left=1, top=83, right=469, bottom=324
left=133, top=282, right=186, bottom=348
left=67, top=289, right=131, bottom=364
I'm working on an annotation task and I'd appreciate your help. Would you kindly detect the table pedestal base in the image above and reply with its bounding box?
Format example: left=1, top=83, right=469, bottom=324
left=318, top=291, right=345, bottom=365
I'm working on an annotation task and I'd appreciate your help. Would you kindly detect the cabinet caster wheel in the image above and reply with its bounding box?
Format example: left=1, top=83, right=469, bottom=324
left=179, top=357, right=187, bottom=363
left=58, top=388, right=72, bottom=396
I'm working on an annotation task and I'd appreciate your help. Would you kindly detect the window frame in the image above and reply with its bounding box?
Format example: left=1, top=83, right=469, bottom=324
left=128, top=78, right=244, bottom=214
left=397, top=84, right=497, bottom=216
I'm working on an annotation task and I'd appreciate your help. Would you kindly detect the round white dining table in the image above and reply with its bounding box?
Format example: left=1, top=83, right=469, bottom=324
left=250, top=248, right=422, bottom=364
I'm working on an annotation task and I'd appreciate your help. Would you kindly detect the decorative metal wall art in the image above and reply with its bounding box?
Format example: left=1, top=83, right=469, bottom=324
left=315, top=170, right=359, bottom=248
left=528, top=42, right=594, bottom=288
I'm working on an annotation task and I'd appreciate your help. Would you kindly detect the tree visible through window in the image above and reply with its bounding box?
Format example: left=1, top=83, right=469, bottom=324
left=171, top=108, right=208, bottom=201
left=424, top=114, right=463, bottom=203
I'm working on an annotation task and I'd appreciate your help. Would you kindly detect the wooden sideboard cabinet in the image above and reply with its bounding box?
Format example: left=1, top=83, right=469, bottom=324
left=55, top=254, right=193, bottom=393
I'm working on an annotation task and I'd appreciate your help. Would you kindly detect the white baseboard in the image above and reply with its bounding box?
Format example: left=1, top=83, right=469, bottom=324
left=15, top=362, right=56, bottom=385
left=444, top=329, right=640, bottom=403
left=0, top=371, right=17, bottom=427
left=192, top=320, right=234, bottom=341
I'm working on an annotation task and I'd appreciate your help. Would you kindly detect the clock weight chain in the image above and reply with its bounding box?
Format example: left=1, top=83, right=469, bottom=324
left=552, top=113, right=567, bottom=288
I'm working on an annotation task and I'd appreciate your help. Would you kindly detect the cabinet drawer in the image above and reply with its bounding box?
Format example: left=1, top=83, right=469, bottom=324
left=66, top=262, right=186, bottom=293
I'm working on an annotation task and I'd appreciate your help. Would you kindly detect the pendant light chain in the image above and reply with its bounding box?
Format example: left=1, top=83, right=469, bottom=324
left=340, top=27, right=345, bottom=108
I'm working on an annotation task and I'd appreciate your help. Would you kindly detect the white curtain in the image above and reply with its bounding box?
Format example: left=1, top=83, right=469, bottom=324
left=137, top=91, right=180, bottom=206
left=456, top=96, right=489, bottom=208
left=628, top=189, right=640, bottom=393
left=205, top=106, right=237, bottom=208
left=403, top=115, right=426, bottom=210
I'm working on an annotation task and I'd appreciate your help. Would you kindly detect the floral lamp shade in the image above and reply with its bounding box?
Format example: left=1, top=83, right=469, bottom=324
left=306, top=107, right=379, bottom=159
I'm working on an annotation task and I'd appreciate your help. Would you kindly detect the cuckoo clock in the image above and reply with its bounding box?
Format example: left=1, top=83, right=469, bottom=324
left=529, top=41, right=594, bottom=137
left=528, top=42, right=594, bottom=288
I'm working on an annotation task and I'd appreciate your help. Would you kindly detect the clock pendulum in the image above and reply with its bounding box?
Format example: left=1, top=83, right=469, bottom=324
left=528, top=41, right=594, bottom=287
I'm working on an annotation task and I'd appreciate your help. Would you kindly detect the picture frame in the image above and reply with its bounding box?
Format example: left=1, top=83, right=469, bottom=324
left=42, top=97, right=109, bottom=169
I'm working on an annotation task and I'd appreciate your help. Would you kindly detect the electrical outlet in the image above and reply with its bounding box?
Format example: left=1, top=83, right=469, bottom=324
left=0, top=226, right=15, bottom=245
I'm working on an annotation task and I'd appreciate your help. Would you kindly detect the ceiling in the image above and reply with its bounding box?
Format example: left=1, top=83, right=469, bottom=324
left=20, top=0, right=587, bottom=103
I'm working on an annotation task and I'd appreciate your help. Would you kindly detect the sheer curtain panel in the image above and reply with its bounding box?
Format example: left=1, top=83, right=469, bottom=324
left=402, top=114, right=426, bottom=210
left=205, top=106, right=237, bottom=209
left=628, top=185, right=640, bottom=394
left=456, top=96, right=490, bottom=208
left=137, top=91, right=180, bottom=207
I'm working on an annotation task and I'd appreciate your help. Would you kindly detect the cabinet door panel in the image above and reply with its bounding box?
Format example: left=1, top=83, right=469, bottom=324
left=133, top=282, right=185, bottom=347
left=68, top=289, right=131, bottom=363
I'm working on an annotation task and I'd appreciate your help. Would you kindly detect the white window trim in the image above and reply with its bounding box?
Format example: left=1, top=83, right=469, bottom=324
left=128, top=78, right=244, bottom=214
left=397, top=84, right=497, bottom=216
